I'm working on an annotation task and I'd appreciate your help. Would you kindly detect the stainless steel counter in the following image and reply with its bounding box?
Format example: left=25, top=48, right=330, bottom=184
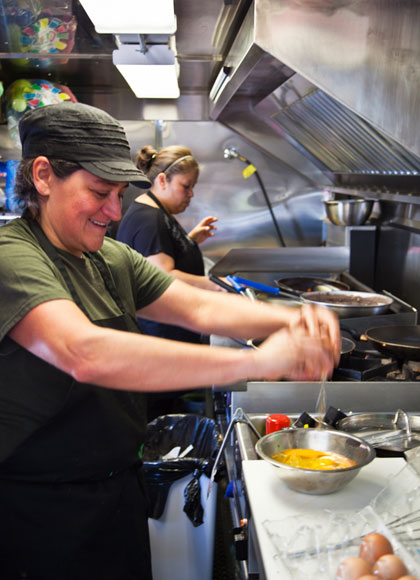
left=216, top=379, right=420, bottom=579
left=231, top=380, right=420, bottom=416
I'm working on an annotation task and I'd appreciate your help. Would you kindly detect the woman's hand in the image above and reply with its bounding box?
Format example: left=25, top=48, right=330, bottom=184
left=188, top=216, right=218, bottom=244
left=252, top=327, right=336, bottom=381
left=288, top=303, right=341, bottom=365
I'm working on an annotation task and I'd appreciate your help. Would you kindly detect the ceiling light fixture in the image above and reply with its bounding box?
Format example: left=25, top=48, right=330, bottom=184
left=112, top=43, right=180, bottom=99
left=79, top=0, right=177, bottom=34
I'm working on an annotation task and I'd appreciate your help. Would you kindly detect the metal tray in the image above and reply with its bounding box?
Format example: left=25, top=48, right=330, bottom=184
left=337, top=410, right=420, bottom=453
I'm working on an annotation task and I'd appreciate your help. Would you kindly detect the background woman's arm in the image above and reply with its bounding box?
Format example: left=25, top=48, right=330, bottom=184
left=147, top=252, right=223, bottom=291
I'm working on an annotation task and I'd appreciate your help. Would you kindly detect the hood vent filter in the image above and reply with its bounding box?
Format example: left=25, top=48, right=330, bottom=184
left=272, top=89, right=420, bottom=175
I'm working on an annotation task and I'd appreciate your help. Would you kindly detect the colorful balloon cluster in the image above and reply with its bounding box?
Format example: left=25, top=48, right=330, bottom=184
left=4, top=79, right=77, bottom=147
left=4, top=0, right=77, bottom=66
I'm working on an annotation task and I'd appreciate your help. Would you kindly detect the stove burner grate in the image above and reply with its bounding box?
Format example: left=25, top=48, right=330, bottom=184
left=334, top=356, right=398, bottom=381
left=335, top=355, right=420, bottom=381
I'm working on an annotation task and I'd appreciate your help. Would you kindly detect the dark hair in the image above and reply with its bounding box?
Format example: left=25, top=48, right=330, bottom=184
left=15, top=159, right=82, bottom=219
left=136, top=145, right=199, bottom=184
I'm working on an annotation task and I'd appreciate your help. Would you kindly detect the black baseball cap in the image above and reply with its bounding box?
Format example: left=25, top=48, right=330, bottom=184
left=18, top=102, right=151, bottom=189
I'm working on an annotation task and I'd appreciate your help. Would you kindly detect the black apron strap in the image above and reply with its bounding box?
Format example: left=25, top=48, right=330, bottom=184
left=29, top=219, right=137, bottom=326
left=29, top=220, right=90, bottom=317
left=85, top=251, right=127, bottom=314
left=147, top=190, right=190, bottom=236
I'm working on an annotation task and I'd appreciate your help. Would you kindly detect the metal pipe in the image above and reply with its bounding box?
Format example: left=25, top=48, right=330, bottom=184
left=223, top=147, right=286, bottom=247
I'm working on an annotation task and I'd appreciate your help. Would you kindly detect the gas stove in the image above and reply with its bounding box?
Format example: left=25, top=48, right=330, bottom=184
left=334, top=356, right=420, bottom=381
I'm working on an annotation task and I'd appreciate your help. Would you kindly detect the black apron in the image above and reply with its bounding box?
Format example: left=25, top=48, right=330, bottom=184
left=140, top=191, right=204, bottom=345
left=0, top=221, right=153, bottom=580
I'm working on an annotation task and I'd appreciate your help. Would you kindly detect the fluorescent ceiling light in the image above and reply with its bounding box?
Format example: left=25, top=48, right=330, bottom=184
left=79, top=0, right=176, bottom=34
left=113, top=44, right=180, bottom=99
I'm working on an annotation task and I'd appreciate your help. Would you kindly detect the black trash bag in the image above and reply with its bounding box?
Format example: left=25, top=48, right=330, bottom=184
left=183, top=468, right=204, bottom=527
left=142, top=414, right=220, bottom=524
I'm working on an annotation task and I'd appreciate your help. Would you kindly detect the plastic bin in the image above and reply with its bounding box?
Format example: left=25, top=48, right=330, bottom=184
left=143, top=414, right=221, bottom=580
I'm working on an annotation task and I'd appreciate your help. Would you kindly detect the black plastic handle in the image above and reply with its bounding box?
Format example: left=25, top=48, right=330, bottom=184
left=209, top=274, right=238, bottom=294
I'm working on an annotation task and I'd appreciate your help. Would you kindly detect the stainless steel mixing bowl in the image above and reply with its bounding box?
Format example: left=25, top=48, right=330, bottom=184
left=324, top=199, right=374, bottom=226
left=255, top=428, right=375, bottom=495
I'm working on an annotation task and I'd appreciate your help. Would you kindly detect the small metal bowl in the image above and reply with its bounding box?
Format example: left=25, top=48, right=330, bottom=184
left=324, top=199, right=374, bottom=226
left=255, top=428, right=375, bottom=495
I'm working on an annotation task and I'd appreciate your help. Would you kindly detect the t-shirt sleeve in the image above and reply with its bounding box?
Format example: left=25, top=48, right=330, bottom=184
left=103, top=238, right=174, bottom=312
left=118, top=205, right=176, bottom=259
left=0, top=225, right=73, bottom=341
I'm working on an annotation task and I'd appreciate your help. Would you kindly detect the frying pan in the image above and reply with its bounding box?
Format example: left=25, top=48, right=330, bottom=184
left=276, top=276, right=350, bottom=295
left=223, top=276, right=393, bottom=318
left=302, top=290, right=393, bottom=318
left=365, top=325, right=420, bottom=361
left=340, top=336, right=355, bottom=356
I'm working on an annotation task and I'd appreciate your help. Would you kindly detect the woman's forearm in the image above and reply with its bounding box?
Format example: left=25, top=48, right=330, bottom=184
left=74, top=329, right=256, bottom=390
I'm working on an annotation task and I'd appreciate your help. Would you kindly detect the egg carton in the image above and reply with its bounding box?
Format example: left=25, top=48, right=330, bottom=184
left=263, top=461, right=420, bottom=579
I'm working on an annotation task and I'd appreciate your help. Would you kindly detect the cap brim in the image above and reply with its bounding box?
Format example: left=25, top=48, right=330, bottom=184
left=79, top=160, right=151, bottom=189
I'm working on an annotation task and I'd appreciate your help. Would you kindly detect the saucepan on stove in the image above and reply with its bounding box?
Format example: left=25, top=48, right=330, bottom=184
left=214, top=275, right=393, bottom=319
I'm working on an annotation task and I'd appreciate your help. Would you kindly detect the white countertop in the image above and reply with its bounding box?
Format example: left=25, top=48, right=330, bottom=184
left=242, top=457, right=406, bottom=579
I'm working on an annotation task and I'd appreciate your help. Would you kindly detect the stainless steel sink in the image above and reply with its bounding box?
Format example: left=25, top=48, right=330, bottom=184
left=235, top=413, right=268, bottom=461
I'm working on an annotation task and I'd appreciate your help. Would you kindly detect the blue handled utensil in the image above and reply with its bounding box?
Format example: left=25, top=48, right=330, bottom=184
left=228, top=275, right=281, bottom=295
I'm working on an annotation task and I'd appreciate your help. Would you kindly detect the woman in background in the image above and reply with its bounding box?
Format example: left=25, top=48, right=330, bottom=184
left=117, top=146, right=223, bottom=417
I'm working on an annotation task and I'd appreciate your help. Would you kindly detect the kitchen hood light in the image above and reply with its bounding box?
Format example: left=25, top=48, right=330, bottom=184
left=79, top=0, right=177, bottom=34
left=112, top=44, right=180, bottom=99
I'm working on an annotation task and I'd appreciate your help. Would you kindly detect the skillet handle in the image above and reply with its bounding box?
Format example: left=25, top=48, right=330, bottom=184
left=383, top=289, right=417, bottom=313
left=209, top=274, right=238, bottom=294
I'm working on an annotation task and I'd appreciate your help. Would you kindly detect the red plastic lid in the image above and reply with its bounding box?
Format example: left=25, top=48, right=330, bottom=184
left=266, top=414, right=290, bottom=434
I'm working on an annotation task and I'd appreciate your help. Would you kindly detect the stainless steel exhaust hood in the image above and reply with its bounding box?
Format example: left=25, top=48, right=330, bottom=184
left=210, top=0, right=420, bottom=178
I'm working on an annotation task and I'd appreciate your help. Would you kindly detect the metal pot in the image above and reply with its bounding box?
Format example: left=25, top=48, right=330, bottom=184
left=337, top=409, right=420, bottom=453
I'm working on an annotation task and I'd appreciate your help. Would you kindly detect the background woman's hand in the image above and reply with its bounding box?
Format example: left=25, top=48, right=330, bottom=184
left=188, top=216, right=218, bottom=244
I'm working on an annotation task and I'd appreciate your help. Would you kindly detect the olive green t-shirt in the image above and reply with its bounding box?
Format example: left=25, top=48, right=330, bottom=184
left=0, top=218, right=174, bottom=341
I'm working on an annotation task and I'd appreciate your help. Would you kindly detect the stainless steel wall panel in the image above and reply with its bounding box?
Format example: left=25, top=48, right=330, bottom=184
left=122, top=119, right=330, bottom=261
